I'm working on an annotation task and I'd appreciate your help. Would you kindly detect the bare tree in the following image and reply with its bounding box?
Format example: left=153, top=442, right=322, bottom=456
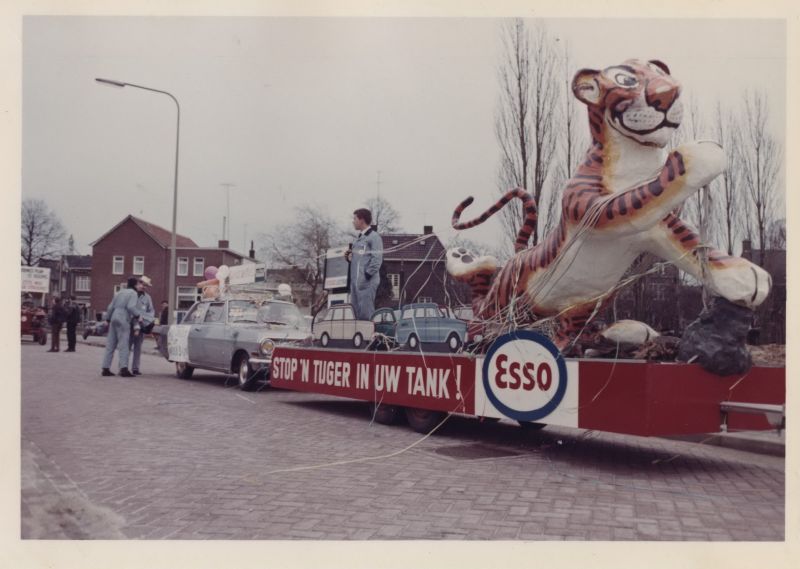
left=21, top=198, right=67, bottom=266
left=710, top=102, right=748, bottom=255
left=363, top=195, right=402, bottom=233
left=261, top=205, right=346, bottom=309
left=740, top=90, right=782, bottom=263
left=542, top=40, right=587, bottom=236
left=494, top=19, right=561, bottom=252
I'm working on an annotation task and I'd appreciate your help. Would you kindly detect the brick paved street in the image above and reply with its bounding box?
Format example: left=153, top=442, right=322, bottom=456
left=21, top=343, right=784, bottom=540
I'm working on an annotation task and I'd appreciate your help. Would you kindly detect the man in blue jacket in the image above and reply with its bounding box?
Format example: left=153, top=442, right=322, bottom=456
left=101, top=277, right=143, bottom=377
left=345, top=208, right=383, bottom=320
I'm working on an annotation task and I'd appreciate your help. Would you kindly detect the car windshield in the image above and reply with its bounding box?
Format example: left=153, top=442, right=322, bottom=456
left=228, top=300, right=304, bottom=327
left=257, top=302, right=303, bottom=327
left=228, top=300, right=260, bottom=323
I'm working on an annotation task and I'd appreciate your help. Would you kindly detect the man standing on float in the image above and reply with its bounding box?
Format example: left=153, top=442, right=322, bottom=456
left=345, top=208, right=383, bottom=320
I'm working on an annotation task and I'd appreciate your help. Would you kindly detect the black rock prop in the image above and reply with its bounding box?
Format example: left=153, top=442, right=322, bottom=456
left=678, top=297, right=753, bottom=376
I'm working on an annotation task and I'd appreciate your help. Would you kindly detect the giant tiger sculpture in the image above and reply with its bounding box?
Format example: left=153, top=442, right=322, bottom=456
left=447, top=59, right=771, bottom=351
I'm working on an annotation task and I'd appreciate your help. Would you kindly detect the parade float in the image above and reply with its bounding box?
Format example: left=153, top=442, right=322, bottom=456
left=215, top=60, right=789, bottom=436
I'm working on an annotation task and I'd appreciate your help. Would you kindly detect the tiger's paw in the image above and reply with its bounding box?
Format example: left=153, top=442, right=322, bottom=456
left=707, top=259, right=771, bottom=309
left=446, top=247, right=497, bottom=281
left=676, top=140, right=726, bottom=188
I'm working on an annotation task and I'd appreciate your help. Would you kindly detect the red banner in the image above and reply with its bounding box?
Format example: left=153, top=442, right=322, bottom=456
left=271, top=347, right=476, bottom=414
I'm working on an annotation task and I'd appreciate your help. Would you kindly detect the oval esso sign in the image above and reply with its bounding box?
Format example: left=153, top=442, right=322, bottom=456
left=482, top=331, right=568, bottom=422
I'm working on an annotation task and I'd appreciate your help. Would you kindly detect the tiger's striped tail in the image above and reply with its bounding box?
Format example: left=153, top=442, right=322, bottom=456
left=451, top=188, right=538, bottom=252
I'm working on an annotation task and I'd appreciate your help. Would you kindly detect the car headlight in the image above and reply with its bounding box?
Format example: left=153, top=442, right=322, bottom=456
left=259, top=339, right=275, bottom=355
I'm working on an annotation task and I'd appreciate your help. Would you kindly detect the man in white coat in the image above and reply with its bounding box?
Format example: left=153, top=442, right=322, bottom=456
left=345, top=208, right=383, bottom=321
left=101, top=277, right=144, bottom=377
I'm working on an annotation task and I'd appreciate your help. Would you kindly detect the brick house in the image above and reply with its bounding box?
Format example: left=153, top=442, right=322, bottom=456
left=378, top=225, right=469, bottom=310
left=90, top=215, right=253, bottom=319
left=58, top=255, right=93, bottom=319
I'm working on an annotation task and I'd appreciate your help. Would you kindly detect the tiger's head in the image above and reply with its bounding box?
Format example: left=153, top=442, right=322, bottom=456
left=572, top=59, right=683, bottom=148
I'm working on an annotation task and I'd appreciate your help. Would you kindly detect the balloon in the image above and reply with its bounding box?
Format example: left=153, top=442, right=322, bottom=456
left=204, top=266, right=218, bottom=280
left=216, top=265, right=230, bottom=282
left=278, top=283, right=292, bottom=297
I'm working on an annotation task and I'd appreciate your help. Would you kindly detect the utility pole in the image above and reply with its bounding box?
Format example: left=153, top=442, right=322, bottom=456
left=220, top=183, right=236, bottom=240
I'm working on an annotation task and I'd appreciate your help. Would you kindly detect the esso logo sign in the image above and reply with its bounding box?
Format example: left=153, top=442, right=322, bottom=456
left=482, top=331, right=568, bottom=422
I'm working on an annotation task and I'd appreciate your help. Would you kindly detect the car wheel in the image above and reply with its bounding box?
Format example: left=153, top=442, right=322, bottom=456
left=404, top=407, right=446, bottom=433
left=320, top=332, right=330, bottom=347
left=368, top=402, right=400, bottom=425
left=175, top=361, right=194, bottom=379
left=38, top=332, right=47, bottom=345
left=407, top=333, right=420, bottom=351
left=352, top=332, right=364, bottom=349
left=237, top=353, right=259, bottom=392
left=518, top=421, right=547, bottom=431
left=446, top=332, right=462, bottom=353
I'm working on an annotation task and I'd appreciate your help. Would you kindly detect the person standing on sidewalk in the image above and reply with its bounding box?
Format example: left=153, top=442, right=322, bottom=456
left=63, top=296, right=81, bottom=352
left=101, top=277, right=143, bottom=377
left=345, top=208, right=383, bottom=321
left=128, top=276, right=155, bottom=375
left=47, top=297, right=66, bottom=352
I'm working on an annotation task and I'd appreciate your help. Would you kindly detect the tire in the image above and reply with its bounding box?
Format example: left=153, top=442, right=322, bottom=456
left=368, top=402, right=400, bottom=425
left=37, top=332, right=47, bottom=346
left=407, top=333, right=420, bottom=351
left=236, top=353, right=259, bottom=392
left=404, top=407, right=446, bottom=433
left=352, top=332, right=364, bottom=349
left=446, top=332, right=462, bottom=353
left=320, top=332, right=330, bottom=348
left=175, top=361, right=194, bottom=379
left=518, top=421, right=547, bottom=431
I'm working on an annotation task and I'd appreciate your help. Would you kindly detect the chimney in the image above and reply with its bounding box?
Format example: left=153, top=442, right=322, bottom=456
left=742, top=239, right=752, bottom=259
left=218, top=239, right=230, bottom=249
left=423, top=225, right=433, bottom=235
left=249, top=240, right=255, bottom=259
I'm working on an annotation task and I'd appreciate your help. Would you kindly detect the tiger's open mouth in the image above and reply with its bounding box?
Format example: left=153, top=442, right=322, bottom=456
left=607, top=98, right=683, bottom=140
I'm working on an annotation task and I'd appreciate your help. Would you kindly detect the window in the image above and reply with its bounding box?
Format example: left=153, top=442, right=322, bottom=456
left=74, top=275, right=91, bottom=292
left=204, top=302, right=225, bottom=323
left=372, top=312, right=384, bottom=323
left=402, top=308, right=413, bottom=320
left=133, top=256, right=144, bottom=275
left=112, top=256, right=124, bottom=275
left=388, top=273, right=400, bottom=300
left=425, top=307, right=439, bottom=318
left=193, top=257, right=205, bottom=277
left=343, top=307, right=355, bottom=320
left=418, top=296, right=432, bottom=303
left=177, top=285, right=200, bottom=309
left=414, top=307, right=426, bottom=318
left=177, top=257, right=189, bottom=276
left=183, top=302, right=209, bottom=324
left=61, top=276, right=67, bottom=292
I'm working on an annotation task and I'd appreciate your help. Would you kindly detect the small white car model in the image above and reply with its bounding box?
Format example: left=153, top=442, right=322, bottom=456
left=313, top=303, right=374, bottom=349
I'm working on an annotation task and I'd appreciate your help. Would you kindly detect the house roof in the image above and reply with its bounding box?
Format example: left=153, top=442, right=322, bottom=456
left=62, top=255, right=92, bottom=269
left=90, top=215, right=198, bottom=248
left=381, top=233, right=446, bottom=262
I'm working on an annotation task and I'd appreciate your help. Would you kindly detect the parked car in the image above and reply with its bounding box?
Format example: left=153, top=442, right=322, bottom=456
left=395, top=302, right=467, bottom=352
left=20, top=305, right=47, bottom=345
left=154, top=298, right=312, bottom=390
left=313, top=303, right=374, bottom=349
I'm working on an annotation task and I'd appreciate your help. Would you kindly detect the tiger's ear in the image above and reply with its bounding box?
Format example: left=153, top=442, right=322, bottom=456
left=648, top=60, right=670, bottom=75
left=572, top=68, right=601, bottom=105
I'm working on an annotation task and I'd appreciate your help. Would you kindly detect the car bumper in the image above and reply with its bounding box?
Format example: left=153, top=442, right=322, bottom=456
left=250, top=356, right=272, bottom=369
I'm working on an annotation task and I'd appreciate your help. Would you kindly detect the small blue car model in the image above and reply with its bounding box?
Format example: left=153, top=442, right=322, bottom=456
left=395, top=303, right=467, bottom=352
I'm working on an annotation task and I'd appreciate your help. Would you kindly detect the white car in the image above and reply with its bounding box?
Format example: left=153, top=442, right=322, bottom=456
left=313, top=303, right=374, bottom=349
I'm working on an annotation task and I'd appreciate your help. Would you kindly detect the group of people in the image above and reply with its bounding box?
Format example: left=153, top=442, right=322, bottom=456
left=100, top=275, right=156, bottom=377
left=45, top=296, right=82, bottom=352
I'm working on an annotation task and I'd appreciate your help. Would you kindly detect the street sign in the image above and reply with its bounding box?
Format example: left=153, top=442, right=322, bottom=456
left=21, top=266, right=51, bottom=294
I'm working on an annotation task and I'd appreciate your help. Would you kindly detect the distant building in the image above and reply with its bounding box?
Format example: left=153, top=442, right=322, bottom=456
left=379, top=225, right=469, bottom=309
left=90, top=215, right=255, bottom=319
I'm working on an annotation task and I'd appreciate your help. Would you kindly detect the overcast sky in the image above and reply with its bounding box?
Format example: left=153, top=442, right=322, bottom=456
left=22, top=17, right=786, bottom=257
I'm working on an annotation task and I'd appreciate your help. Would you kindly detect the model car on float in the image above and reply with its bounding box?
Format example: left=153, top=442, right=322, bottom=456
left=312, top=303, right=374, bottom=349
left=395, top=302, right=467, bottom=352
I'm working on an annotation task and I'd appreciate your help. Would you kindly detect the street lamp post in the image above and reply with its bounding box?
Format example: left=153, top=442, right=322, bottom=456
left=96, top=78, right=181, bottom=325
